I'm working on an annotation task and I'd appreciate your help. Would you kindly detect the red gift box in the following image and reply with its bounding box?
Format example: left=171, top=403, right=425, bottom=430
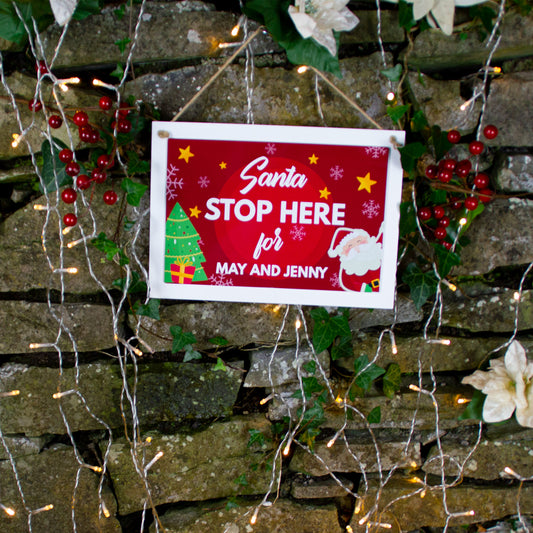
left=170, top=259, right=195, bottom=284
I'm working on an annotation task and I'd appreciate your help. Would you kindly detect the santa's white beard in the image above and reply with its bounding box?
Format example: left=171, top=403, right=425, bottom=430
left=338, top=240, right=382, bottom=276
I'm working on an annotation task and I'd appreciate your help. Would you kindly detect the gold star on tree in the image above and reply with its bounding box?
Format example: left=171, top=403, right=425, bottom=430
left=189, top=206, right=201, bottom=218
left=356, top=172, right=376, bottom=193
left=178, top=145, right=194, bottom=163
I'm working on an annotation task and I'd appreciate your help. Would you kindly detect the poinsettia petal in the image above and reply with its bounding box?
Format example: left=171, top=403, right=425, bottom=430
left=462, top=370, right=491, bottom=391
left=311, top=29, right=337, bottom=56
left=515, top=383, right=533, bottom=428
left=413, top=0, right=435, bottom=20
left=50, top=0, right=78, bottom=26
left=429, top=0, right=455, bottom=35
left=505, top=340, right=527, bottom=381
left=483, top=392, right=515, bottom=423
left=288, top=8, right=317, bottom=39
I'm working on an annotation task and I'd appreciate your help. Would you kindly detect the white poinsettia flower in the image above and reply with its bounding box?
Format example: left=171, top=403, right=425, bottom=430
left=288, top=0, right=359, bottom=57
left=382, top=0, right=485, bottom=35
left=50, top=0, right=79, bottom=26
left=462, top=341, right=533, bottom=428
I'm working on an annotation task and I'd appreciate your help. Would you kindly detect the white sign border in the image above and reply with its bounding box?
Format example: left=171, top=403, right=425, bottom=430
left=149, top=122, right=405, bottom=309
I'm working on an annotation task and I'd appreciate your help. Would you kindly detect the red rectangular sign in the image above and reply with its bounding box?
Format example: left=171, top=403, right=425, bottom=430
left=149, top=123, right=404, bottom=308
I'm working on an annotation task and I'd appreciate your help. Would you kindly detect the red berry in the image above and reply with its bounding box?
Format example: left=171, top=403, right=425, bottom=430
left=28, top=98, right=42, bottom=112
left=76, top=174, right=91, bottom=190
left=73, top=111, right=89, bottom=127
left=479, top=188, right=493, bottom=203
left=418, top=207, right=432, bottom=221
left=483, top=124, right=498, bottom=140
left=434, top=227, right=447, bottom=240
left=433, top=206, right=445, bottom=219
left=425, top=165, right=438, bottom=179
left=474, top=173, right=489, bottom=189
left=442, top=158, right=456, bottom=171
left=99, top=96, right=113, bottom=111
left=442, top=241, right=453, bottom=251
left=63, top=213, right=77, bottom=227
left=438, top=216, right=451, bottom=228
left=455, top=159, right=472, bottom=177
left=465, top=196, right=479, bottom=211
left=438, top=169, right=453, bottom=183
left=61, top=187, right=77, bottom=204
left=89, top=129, right=100, bottom=144
left=91, top=168, right=107, bottom=183
left=48, top=115, right=62, bottom=129
left=103, top=190, right=118, bottom=205
left=65, top=161, right=80, bottom=177
left=79, top=125, right=92, bottom=142
left=36, top=60, right=48, bottom=75
left=97, top=154, right=114, bottom=169
left=447, top=130, right=461, bottom=144
left=117, top=102, right=129, bottom=118
left=59, top=148, right=73, bottom=163
left=469, top=140, right=484, bottom=155
left=116, top=118, right=131, bottom=133
left=450, top=197, right=463, bottom=210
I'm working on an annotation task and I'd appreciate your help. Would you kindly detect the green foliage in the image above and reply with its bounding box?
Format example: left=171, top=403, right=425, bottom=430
left=310, top=307, right=351, bottom=354
left=114, top=4, right=126, bottom=20
left=247, top=429, right=265, bottom=448
left=302, top=360, right=316, bottom=374
left=126, top=150, right=150, bottom=175
left=367, top=406, right=381, bottom=424
left=112, top=271, right=147, bottom=294
left=381, top=64, right=402, bottom=82
left=233, top=473, right=248, bottom=487
left=131, top=299, right=160, bottom=320
left=399, top=201, right=418, bottom=238
left=209, top=336, right=229, bottom=347
left=432, top=243, right=461, bottom=278
left=399, top=142, right=426, bottom=173
left=402, top=263, right=438, bottom=310
left=213, top=357, right=227, bottom=372
left=458, top=389, right=485, bottom=421
left=398, top=0, right=416, bottom=31
left=353, top=355, right=386, bottom=391
left=92, top=233, right=129, bottom=265
left=430, top=125, right=453, bottom=161
left=242, top=0, right=342, bottom=76
left=121, top=178, right=148, bottom=207
left=110, top=63, right=125, bottom=80
left=114, top=37, right=131, bottom=54
left=225, top=497, right=239, bottom=511
left=410, top=110, right=428, bottom=132
left=387, top=104, right=410, bottom=124
left=169, top=325, right=201, bottom=362
left=383, top=363, right=402, bottom=398
left=40, top=138, right=73, bottom=193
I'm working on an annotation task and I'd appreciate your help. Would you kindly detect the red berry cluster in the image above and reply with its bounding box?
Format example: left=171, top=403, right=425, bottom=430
left=417, top=125, right=498, bottom=249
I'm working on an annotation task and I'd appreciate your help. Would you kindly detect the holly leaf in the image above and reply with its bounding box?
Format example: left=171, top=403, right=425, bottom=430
left=459, top=202, right=485, bottom=232
left=353, top=355, right=386, bottom=391
left=432, top=243, right=461, bottom=278
left=40, top=138, right=72, bottom=193
left=112, top=271, right=147, bottom=293
left=121, top=178, right=148, bottom=206
left=170, top=325, right=197, bottom=353
left=132, top=299, right=160, bottom=320
left=458, top=389, right=485, bottom=421
left=402, top=263, right=438, bottom=310
left=399, top=142, right=426, bottom=173
left=367, top=406, right=381, bottom=424
left=383, top=363, right=401, bottom=399
left=381, top=64, right=402, bottom=82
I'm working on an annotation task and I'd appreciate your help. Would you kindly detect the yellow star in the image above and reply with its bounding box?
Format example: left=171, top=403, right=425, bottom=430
left=189, top=206, right=201, bottom=218
left=357, top=172, right=377, bottom=193
left=319, top=186, right=331, bottom=199
left=308, top=154, right=318, bottom=164
left=178, top=145, right=194, bottom=163
left=219, top=161, right=227, bottom=169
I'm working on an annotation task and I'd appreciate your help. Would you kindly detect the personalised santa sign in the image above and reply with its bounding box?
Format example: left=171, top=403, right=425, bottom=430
left=149, top=122, right=405, bottom=308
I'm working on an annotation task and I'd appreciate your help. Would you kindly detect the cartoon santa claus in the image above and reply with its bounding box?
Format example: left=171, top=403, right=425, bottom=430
left=327, top=223, right=383, bottom=292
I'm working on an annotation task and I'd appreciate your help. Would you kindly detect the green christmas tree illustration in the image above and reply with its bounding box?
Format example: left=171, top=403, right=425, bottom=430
left=165, top=202, right=208, bottom=283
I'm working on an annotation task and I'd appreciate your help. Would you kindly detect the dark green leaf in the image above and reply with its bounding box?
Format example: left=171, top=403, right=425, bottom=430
left=381, top=64, right=402, bottom=82
left=331, top=334, right=353, bottom=360
left=116, top=113, right=148, bottom=146
left=115, top=37, right=131, bottom=54
left=399, top=201, right=418, bottom=237
left=402, top=263, right=438, bottom=310
left=132, top=299, right=160, bottom=320
left=429, top=188, right=448, bottom=205
left=121, top=178, right=147, bottom=206
left=110, top=62, right=124, bottom=79
left=367, top=406, right=381, bottom=424
left=209, top=336, right=229, bottom=346
left=311, top=308, right=351, bottom=353
left=398, top=0, right=416, bottom=30
left=233, top=474, right=248, bottom=486
left=303, top=360, right=316, bottom=374
left=298, top=426, right=321, bottom=450
left=411, top=110, right=428, bottom=132
left=0, top=1, right=53, bottom=45
left=432, top=243, right=461, bottom=278
left=247, top=429, right=265, bottom=448
left=170, top=325, right=197, bottom=353
left=469, top=5, right=496, bottom=33
left=458, top=389, right=485, bottom=421
left=299, top=402, right=324, bottom=426
left=387, top=104, right=410, bottom=124
left=301, top=376, right=323, bottom=399
left=460, top=202, right=485, bottom=232
left=92, top=232, right=126, bottom=263
left=399, top=142, right=426, bottom=173
left=73, top=0, right=101, bottom=20
left=383, top=363, right=401, bottom=399
left=126, top=150, right=150, bottom=174
left=285, top=34, right=341, bottom=77
left=431, top=125, right=453, bottom=161
left=40, top=138, right=72, bottom=193
left=112, top=271, right=147, bottom=294
left=114, top=4, right=126, bottom=20
left=123, top=217, right=136, bottom=232
left=354, top=355, right=386, bottom=391
left=226, top=497, right=239, bottom=511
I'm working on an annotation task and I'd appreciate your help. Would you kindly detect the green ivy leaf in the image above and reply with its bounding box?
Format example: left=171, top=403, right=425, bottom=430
left=91, top=233, right=129, bottom=265
left=387, top=104, right=410, bottom=124
left=114, top=4, right=126, bottom=20
left=381, top=64, right=402, bottom=82
left=73, top=0, right=102, bottom=20
left=458, top=389, right=485, bottom=421
left=132, top=299, right=160, bottom=320
left=402, top=263, right=438, bottom=310
left=398, top=0, right=416, bottom=30
left=121, top=178, right=148, bottom=206
left=213, top=357, right=227, bottom=372
left=432, top=243, right=461, bottom=278
left=112, top=271, right=147, bottom=294
left=110, top=62, right=124, bottom=80
left=208, top=336, right=229, bottom=346
left=233, top=473, right=248, bottom=486
left=399, top=142, right=426, bottom=173
left=114, top=37, right=131, bottom=54
left=302, top=360, right=316, bottom=374
left=170, top=325, right=197, bottom=353
left=431, top=125, right=453, bottom=161
left=383, top=363, right=402, bottom=399
left=292, top=376, right=323, bottom=400
left=429, top=188, right=448, bottom=205
left=123, top=217, right=136, bottom=232
left=331, top=334, right=353, bottom=360
left=0, top=1, right=53, bottom=45
left=126, top=150, right=150, bottom=175
left=310, top=307, right=351, bottom=353
left=183, top=346, right=202, bottom=362
left=367, top=406, right=381, bottom=424
left=247, top=429, right=265, bottom=448
left=399, top=201, right=418, bottom=237
left=40, top=138, right=72, bottom=193
left=299, top=401, right=325, bottom=426
left=353, top=355, right=386, bottom=391
left=411, top=110, right=428, bottom=132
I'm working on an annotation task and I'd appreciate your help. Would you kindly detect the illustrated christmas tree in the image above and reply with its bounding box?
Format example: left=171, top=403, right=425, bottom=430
left=165, top=202, right=208, bottom=283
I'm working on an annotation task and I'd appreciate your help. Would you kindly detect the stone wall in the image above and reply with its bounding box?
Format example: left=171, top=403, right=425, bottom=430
left=1, top=2, right=532, bottom=533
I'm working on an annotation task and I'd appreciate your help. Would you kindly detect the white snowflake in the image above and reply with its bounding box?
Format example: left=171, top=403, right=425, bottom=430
left=290, top=225, right=306, bottom=241
left=362, top=199, right=381, bottom=218
left=329, top=165, right=344, bottom=180
left=209, top=274, right=233, bottom=286
left=166, top=188, right=177, bottom=201
left=330, top=273, right=340, bottom=288
left=167, top=164, right=179, bottom=179
left=265, top=143, right=277, bottom=155
left=198, top=176, right=210, bottom=188
left=365, top=146, right=388, bottom=159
